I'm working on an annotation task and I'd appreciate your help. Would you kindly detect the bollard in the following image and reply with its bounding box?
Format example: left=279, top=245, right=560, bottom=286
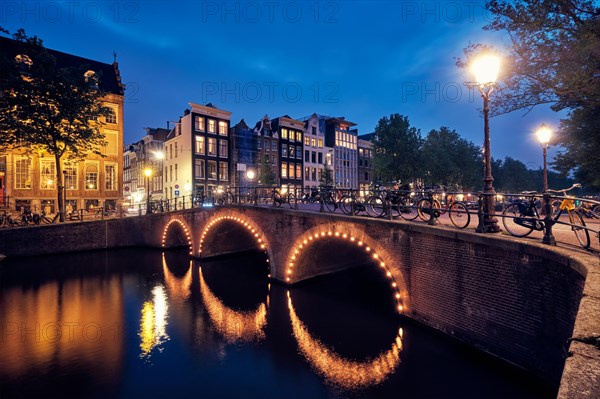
left=475, top=192, right=486, bottom=233
left=542, top=192, right=557, bottom=245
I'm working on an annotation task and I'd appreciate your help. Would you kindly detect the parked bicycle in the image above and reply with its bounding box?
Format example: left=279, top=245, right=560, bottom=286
left=502, top=184, right=590, bottom=249
left=215, top=186, right=235, bottom=205
left=366, top=184, right=420, bottom=220
left=271, top=188, right=296, bottom=208
left=416, top=192, right=471, bottom=229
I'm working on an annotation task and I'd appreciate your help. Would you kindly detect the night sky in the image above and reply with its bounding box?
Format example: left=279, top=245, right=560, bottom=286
left=1, top=0, right=560, bottom=166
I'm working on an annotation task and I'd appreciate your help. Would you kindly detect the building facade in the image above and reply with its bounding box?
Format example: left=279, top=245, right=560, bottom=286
left=302, top=114, right=329, bottom=189
left=271, top=115, right=304, bottom=190
left=358, top=137, right=374, bottom=197
left=254, top=115, right=279, bottom=186
left=230, top=119, right=258, bottom=190
left=0, top=36, right=125, bottom=213
left=319, top=116, right=358, bottom=190
left=163, top=103, right=231, bottom=202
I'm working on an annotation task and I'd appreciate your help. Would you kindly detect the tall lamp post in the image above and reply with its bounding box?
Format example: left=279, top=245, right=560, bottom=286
left=471, top=54, right=501, bottom=233
left=536, top=124, right=552, bottom=192
left=144, top=168, right=152, bottom=214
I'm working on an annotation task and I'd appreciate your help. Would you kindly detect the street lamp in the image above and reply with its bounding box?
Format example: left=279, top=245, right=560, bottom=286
left=536, top=124, right=552, bottom=192
left=471, top=53, right=501, bottom=233
left=144, top=168, right=153, bottom=214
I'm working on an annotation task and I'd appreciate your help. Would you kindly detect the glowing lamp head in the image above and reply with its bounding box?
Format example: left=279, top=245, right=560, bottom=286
left=536, top=124, right=552, bottom=146
left=246, top=169, right=256, bottom=181
left=471, top=54, right=500, bottom=85
left=144, top=168, right=152, bottom=178
left=154, top=151, right=165, bottom=160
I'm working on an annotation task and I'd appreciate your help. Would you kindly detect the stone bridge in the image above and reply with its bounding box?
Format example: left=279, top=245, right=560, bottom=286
left=0, top=204, right=597, bottom=397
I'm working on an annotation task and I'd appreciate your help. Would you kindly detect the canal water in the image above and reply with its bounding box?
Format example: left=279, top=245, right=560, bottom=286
left=0, top=248, right=555, bottom=398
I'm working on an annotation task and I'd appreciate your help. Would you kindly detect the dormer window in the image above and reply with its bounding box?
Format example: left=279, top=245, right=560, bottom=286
left=84, top=70, right=99, bottom=88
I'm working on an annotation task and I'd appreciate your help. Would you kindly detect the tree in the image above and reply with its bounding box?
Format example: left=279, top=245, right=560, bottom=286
left=421, top=127, right=482, bottom=190
left=257, top=156, right=276, bottom=186
left=319, top=163, right=334, bottom=187
left=0, top=29, right=110, bottom=221
left=371, top=114, right=422, bottom=184
left=460, top=1, right=600, bottom=189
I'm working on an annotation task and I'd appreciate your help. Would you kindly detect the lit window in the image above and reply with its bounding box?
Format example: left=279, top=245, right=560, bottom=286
left=296, top=164, right=302, bottom=180
left=105, top=106, right=117, bottom=124
left=208, top=138, right=216, bottom=156
left=195, top=159, right=205, bottom=179
left=104, top=130, right=118, bottom=155
left=208, top=161, right=217, bottom=179
left=296, top=131, right=302, bottom=142
left=289, top=164, right=295, bottom=179
left=15, top=158, right=32, bottom=189
left=218, top=121, right=228, bottom=135
left=281, top=129, right=288, bottom=140
left=208, top=119, right=216, bottom=133
left=281, top=162, right=288, bottom=178
left=64, top=164, right=77, bottom=190
left=318, top=139, right=323, bottom=148
left=219, top=162, right=228, bottom=180
left=304, top=136, right=310, bottom=146
left=85, top=163, right=99, bottom=190
left=40, top=159, right=55, bottom=189
left=105, top=164, right=117, bottom=190
left=195, top=136, right=205, bottom=155
left=195, top=116, right=205, bottom=131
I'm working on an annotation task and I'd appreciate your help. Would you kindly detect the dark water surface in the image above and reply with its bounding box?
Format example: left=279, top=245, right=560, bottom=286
left=0, top=248, right=555, bottom=398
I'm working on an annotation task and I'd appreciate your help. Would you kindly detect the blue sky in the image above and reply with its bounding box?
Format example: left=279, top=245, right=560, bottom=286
left=1, top=0, right=561, bottom=167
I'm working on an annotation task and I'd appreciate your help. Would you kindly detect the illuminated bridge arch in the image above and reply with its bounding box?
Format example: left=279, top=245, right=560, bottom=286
left=198, top=211, right=272, bottom=277
left=285, top=224, right=409, bottom=315
left=161, top=218, right=193, bottom=254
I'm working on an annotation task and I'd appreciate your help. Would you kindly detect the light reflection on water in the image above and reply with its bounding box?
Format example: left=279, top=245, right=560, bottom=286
left=139, top=285, right=170, bottom=358
left=287, top=291, right=403, bottom=389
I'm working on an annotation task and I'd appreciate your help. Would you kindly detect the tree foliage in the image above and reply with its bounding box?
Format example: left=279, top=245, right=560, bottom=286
left=461, top=0, right=600, bottom=189
left=421, top=127, right=482, bottom=190
left=0, top=28, right=110, bottom=219
left=371, top=114, right=422, bottom=184
left=319, top=162, right=334, bottom=188
left=257, top=156, right=276, bottom=186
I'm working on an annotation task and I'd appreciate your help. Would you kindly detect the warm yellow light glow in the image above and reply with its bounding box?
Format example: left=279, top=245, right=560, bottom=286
left=246, top=169, right=256, bottom=180
left=536, top=123, right=552, bottom=145
left=162, top=254, right=192, bottom=301
left=471, top=54, right=500, bottom=85
left=144, top=168, right=152, bottom=178
left=199, top=268, right=267, bottom=343
left=288, top=295, right=402, bottom=389
left=139, top=285, right=170, bottom=358
left=154, top=151, right=165, bottom=160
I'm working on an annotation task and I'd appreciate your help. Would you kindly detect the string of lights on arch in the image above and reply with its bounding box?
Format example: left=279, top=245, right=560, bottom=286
left=161, top=219, right=193, bottom=255
left=198, top=215, right=271, bottom=278
left=286, top=230, right=404, bottom=314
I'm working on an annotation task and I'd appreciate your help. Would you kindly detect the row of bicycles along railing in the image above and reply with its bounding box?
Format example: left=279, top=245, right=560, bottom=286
left=0, top=207, right=119, bottom=227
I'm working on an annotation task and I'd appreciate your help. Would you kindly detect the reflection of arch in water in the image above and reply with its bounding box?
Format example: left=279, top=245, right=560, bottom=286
left=285, top=226, right=408, bottom=314
left=198, top=213, right=271, bottom=277
left=199, top=267, right=268, bottom=343
left=288, top=292, right=403, bottom=390
left=161, top=218, right=193, bottom=255
left=162, top=254, right=192, bottom=301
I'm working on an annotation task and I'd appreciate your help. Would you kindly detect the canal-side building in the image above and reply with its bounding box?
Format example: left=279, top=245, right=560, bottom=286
left=302, top=113, right=329, bottom=189
left=163, top=103, right=232, bottom=202
left=123, top=127, right=169, bottom=210
left=358, top=136, right=374, bottom=197
left=254, top=115, right=279, bottom=186
left=0, top=36, right=125, bottom=213
left=230, top=119, right=258, bottom=190
left=271, top=115, right=305, bottom=190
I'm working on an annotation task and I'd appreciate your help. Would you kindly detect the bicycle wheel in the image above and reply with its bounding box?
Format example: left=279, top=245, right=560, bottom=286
left=591, top=204, right=600, bottom=219
left=569, top=211, right=590, bottom=249
left=399, top=197, right=419, bottom=220
left=417, top=199, right=441, bottom=221
left=323, top=194, right=337, bottom=212
left=366, top=196, right=385, bottom=218
left=226, top=192, right=235, bottom=204
left=502, top=203, right=534, bottom=237
left=339, top=195, right=353, bottom=215
left=287, top=193, right=296, bottom=208
left=449, top=202, right=470, bottom=229
left=272, top=196, right=282, bottom=207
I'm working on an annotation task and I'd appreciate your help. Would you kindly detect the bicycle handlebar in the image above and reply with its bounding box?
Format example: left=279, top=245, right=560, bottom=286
left=546, top=183, right=582, bottom=195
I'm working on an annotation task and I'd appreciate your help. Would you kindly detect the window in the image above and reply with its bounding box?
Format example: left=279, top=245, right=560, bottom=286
left=105, top=164, right=117, bottom=190
left=281, top=144, right=288, bottom=157
left=106, top=105, right=117, bottom=124
left=281, top=162, right=288, bottom=178
left=208, top=119, right=216, bottom=133
left=195, top=116, right=205, bottom=131
left=288, top=130, right=294, bottom=142
left=305, top=167, right=309, bottom=179
left=304, top=136, right=310, bottom=146
left=296, top=131, right=302, bottom=142
left=312, top=126, right=316, bottom=135
left=174, top=142, right=178, bottom=158
left=195, top=136, right=205, bottom=155
left=311, top=138, right=317, bottom=147
left=208, top=161, right=217, bottom=179
left=271, top=141, right=277, bottom=151
left=175, top=164, right=178, bottom=180
left=289, top=164, right=295, bottom=179
left=104, top=130, right=118, bottom=155
left=311, top=167, right=317, bottom=181
left=15, top=158, right=32, bottom=189
left=295, top=147, right=302, bottom=159
left=195, top=160, right=205, bottom=179
left=218, top=121, right=228, bottom=135
left=208, top=138, right=217, bottom=156
left=288, top=145, right=294, bottom=158
left=281, top=129, right=288, bottom=140
left=219, top=140, right=228, bottom=158
left=64, top=164, right=77, bottom=190
left=170, top=144, right=173, bottom=159
left=219, top=162, right=228, bottom=180
left=40, top=159, right=55, bottom=189
left=164, top=166, right=168, bottom=182
left=318, top=153, right=323, bottom=164
left=296, top=164, right=302, bottom=180
left=318, top=139, right=323, bottom=148
left=169, top=165, right=172, bottom=181
left=312, top=152, right=316, bottom=163
left=305, top=150, right=310, bottom=162
left=85, top=163, right=99, bottom=190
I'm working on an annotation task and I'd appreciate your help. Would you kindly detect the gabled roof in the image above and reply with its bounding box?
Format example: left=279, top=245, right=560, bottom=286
left=0, top=35, right=125, bottom=96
